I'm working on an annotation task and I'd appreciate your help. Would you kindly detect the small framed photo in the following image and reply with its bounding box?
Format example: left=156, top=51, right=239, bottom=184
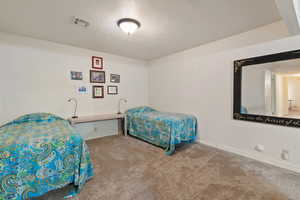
left=90, top=70, right=105, bottom=83
left=70, top=71, right=83, bottom=80
left=110, top=74, right=120, bottom=83
left=92, top=56, right=103, bottom=69
left=107, top=86, right=118, bottom=95
left=93, top=86, right=104, bottom=98
left=77, top=86, right=88, bottom=94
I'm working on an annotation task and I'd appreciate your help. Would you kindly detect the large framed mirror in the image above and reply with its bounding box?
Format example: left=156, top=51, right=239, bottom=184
left=233, top=49, right=300, bottom=128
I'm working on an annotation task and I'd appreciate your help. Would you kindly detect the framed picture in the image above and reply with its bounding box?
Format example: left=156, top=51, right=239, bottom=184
left=77, top=86, right=88, bottom=94
left=70, top=71, right=83, bottom=80
left=107, top=86, right=118, bottom=95
left=92, top=56, right=103, bottom=69
left=110, top=74, right=120, bottom=83
left=90, top=70, right=105, bottom=83
left=92, top=86, right=104, bottom=98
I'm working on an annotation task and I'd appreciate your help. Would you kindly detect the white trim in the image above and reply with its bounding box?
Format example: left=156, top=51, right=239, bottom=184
left=198, top=140, right=300, bottom=173
left=85, top=132, right=118, bottom=141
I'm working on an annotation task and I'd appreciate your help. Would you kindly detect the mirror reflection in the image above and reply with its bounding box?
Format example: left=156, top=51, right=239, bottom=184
left=241, top=58, right=300, bottom=119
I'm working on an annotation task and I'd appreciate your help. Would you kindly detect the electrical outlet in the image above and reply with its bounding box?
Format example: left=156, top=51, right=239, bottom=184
left=281, top=150, right=289, bottom=161
left=255, top=144, right=264, bottom=152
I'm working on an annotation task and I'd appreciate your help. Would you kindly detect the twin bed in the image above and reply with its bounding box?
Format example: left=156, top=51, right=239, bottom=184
left=126, top=107, right=198, bottom=155
left=0, top=113, right=93, bottom=200
left=0, top=107, right=197, bottom=199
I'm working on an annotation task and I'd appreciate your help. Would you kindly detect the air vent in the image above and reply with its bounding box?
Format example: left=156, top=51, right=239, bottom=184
left=72, top=17, right=90, bottom=28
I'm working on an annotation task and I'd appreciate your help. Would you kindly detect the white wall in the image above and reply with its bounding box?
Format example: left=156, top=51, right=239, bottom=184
left=0, top=32, right=148, bottom=138
left=148, top=21, right=300, bottom=172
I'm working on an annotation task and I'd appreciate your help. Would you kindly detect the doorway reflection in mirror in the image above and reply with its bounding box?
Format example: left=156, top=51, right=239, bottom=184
left=241, top=58, right=300, bottom=119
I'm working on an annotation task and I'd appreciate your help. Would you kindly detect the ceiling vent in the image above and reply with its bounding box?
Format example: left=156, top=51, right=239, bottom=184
left=73, top=17, right=90, bottom=28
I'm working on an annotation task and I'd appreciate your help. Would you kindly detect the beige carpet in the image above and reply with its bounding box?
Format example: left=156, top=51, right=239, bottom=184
left=36, top=135, right=300, bottom=200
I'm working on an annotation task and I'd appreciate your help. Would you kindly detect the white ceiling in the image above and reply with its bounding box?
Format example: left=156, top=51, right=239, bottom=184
left=0, top=0, right=281, bottom=60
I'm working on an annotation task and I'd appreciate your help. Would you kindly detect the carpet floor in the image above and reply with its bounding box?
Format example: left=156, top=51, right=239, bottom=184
left=35, top=135, right=300, bottom=200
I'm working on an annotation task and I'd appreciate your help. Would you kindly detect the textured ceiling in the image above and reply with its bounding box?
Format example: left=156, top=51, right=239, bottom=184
left=0, top=0, right=281, bottom=60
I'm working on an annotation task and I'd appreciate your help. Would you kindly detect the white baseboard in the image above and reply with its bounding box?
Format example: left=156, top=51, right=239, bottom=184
left=84, top=132, right=118, bottom=141
left=198, top=140, right=300, bottom=174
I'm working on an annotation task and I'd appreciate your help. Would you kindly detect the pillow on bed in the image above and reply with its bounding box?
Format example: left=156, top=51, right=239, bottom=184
left=126, top=106, right=156, bottom=114
left=9, top=113, right=64, bottom=125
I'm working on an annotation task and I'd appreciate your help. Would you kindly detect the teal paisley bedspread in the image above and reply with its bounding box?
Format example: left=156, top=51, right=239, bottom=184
left=126, top=107, right=198, bottom=155
left=0, top=113, right=94, bottom=200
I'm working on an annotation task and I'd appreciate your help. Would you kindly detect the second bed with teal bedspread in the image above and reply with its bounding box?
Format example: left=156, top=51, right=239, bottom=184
left=0, top=113, right=93, bottom=200
left=126, top=107, right=198, bottom=155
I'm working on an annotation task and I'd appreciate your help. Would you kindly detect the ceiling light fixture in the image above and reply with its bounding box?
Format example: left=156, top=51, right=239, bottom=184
left=117, top=18, right=141, bottom=35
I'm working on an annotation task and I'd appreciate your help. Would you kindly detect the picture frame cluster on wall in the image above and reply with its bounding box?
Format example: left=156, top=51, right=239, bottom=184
left=69, top=56, right=122, bottom=98
left=90, top=56, right=120, bottom=98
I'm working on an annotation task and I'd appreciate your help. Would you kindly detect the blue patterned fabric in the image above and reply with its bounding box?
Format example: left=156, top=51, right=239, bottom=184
left=126, top=107, right=198, bottom=155
left=0, top=113, right=94, bottom=200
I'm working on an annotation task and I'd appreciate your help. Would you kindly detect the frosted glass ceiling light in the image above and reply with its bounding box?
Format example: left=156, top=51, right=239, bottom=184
left=117, top=18, right=141, bottom=35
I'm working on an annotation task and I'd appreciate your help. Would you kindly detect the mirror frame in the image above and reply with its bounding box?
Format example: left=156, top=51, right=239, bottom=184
left=233, top=49, right=300, bottom=128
